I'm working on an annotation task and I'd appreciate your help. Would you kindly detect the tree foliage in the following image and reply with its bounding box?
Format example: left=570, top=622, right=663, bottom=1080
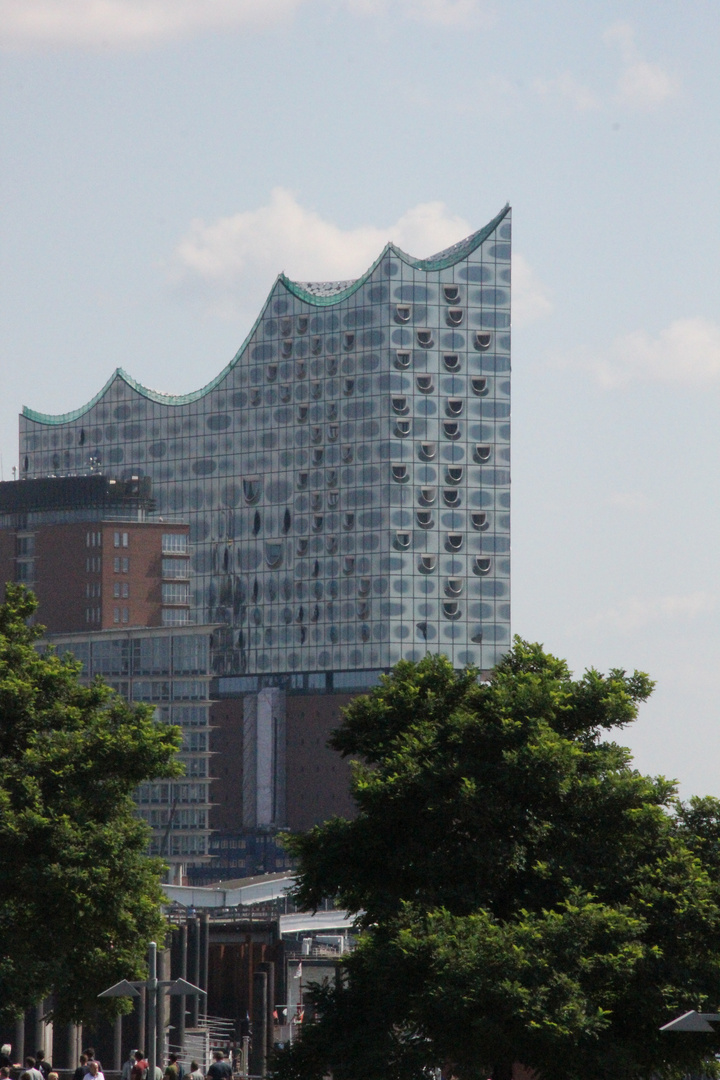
left=0, top=584, right=182, bottom=1023
left=279, top=641, right=720, bottom=1080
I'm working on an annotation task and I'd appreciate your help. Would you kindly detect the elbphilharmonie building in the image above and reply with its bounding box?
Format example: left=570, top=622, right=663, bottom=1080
left=19, top=205, right=511, bottom=685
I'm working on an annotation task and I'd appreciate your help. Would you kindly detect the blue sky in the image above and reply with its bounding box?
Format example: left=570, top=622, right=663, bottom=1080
left=2, top=0, right=719, bottom=796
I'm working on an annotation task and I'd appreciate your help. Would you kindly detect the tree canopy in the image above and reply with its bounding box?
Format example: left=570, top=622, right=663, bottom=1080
left=279, top=641, right=720, bottom=1080
left=0, top=584, right=182, bottom=1023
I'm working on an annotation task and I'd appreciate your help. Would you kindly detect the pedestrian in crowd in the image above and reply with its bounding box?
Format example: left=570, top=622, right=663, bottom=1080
left=48, top=1071, right=59, bottom=1080
left=19, top=1071, right=32, bottom=1080
left=35, top=1051, right=52, bottom=1079
left=86, top=1060, right=105, bottom=1080
left=205, top=1052, right=231, bottom=1080
left=131, top=1050, right=147, bottom=1080
left=73, top=1055, right=88, bottom=1080
left=188, top=1062, right=203, bottom=1080
left=0, top=1046, right=11, bottom=1069
left=164, top=1054, right=181, bottom=1080
left=84, top=1049, right=102, bottom=1073
left=25, top=1056, right=44, bottom=1080
left=1, top=1067, right=11, bottom=1080
left=121, top=1051, right=137, bottom=1080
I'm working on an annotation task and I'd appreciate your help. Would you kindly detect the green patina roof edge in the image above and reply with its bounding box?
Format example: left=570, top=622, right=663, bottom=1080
left=22, top=205, right=509, bottom=426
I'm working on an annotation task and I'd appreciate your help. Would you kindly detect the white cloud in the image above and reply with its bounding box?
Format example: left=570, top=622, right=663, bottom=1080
left=604, top=22, right=679, bottom=110
left=532, top=73, right=601, bottom=113
left=588, top=318, right=720, bottom=388
left=587, top=592, right=715, bottom=633
left=173, top=188, right=550, bottom=327
left=0, top=0, right=491, bottom=49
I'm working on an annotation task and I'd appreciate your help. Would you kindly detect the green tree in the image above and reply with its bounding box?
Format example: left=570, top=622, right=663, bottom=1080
left=0, top=584, right=182, bottom=1023
left=279, top=641, right=720, bottom=1080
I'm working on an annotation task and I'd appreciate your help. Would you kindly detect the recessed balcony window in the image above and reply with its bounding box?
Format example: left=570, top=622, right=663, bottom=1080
left=392, top=464, right=408, bottom=483
left=297, top=538, right=309, bottom=555
left=342, top=445, right=354, bottom=463
left=474, top=556, right=492, bottom=574
left=297, top=316, right=308, bottom=334
left=343, top=556, right=355, bottom=574
left=310, top=426, right=322, bottom=444
left=344, top=332, right=355, bottom=350
left=328, top=424, right=339, bottom=441
left=443, top=489, right=461, bottom=507
left=344, top=378, right=355, bottom=395
left=446, top=533, right=464, bottom=551
left=418, top=554, right=436, bottom=573
left=474, top=331, right=492, bottom=351
left=419, top=442, right=436, bottom=461
left=312, top=515, right=324, bottom=532
left=419, top=487, right=436, bottom=505
left=392, top=396, right=409, bottom=415
left=358, top=578, right=371, bottom=597
left=443, top=353, right=461, bottom=372
left=280, top=317, right=292, bottom=336
left=471, top=628, right=484, bottom=644
left=312, top=559, right=321, bottom=578
left=446, top=308, right=464, bottom=326
left=243, top=477, right=262, bottom=504
left=311, top=336, right=322, bottom=355
left=267, top=364, right=277, bottom=382
left=473, top=444, right=492, bottom=463
left=326, top=355, right=337, bottom=374
left=343, top=513, right=355, bottom=530
left=279, top=384, right=291, bottom=402
left=282, top=340, right=293, bottom=358
left=265, top=543, right=283, bottom=569
left=442, top=600, right=462, bottom=620
left=443, top=284, right=460, bottom=303
left=446, top=466, right=463, bottom=484
left=395, top=420, right=411, bottom=437
left=326, top=402, right=337, bottom=421
left=311, top=381, right=322, bottom=399
left=395, top=350, right=411, bottom=369
left=250, top=388, right=261, bottom=406
left=326, top=467, right=338, bottom=485
left=471, top=377, right=489, bottom=396
left=326, top=536, right=338, bottom=553
left=416, top=375, right=434, bottom=393
left=297, top=404, right=308, bottom=422
left=327, top=490, right=339, bottom=508
left=445, top=578, right=463, bottom=596
left=443, top=421, right=461, bottom=439
left=312, top=448, right=324, bottom=465
left=357, top=601, right=370, bottom=620
left=417, top=329, right=434, bottom=348
left=394, top=531, right=411, bottom=550
left=297, top=472, right=308, bottom=490
left=311, top=493, right=323, bottom=511
left=296, top=360, right=306, bottom=379
left=395, top=304, right=411, bottom=323
left=471, top=511, right=488, bottom=531
left=446, top=398, right=464, bottom=417
left=416, top=510, right=434, bottom=529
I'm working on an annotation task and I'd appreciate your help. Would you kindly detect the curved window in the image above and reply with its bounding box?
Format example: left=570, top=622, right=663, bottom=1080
left=312, top=515, right=324, bottom=532
left=243, top=477, right=262, bottom=504
left=281, top=318, right=292, bottom=336
left=394, top=530, right=411, bottom=550
left=282, top=340, right=293, bottom=358
left=327, top=490, right=339, bottom=507
left=474, top=556, right=492, bottom=575
left=443, top=353, right=461, bottom=372
left=446, top=398, right=464, bottom=417
left=343, top=556, right=355, bottom=574
left=473, top=444, right=492, bottom=463
left=442, top=601, right=462, bottom=620
left=360, top=624, right=371, bottom=642
left=312, top=559, right=321, bottom=578
left=310, top=604, right=320, bottom=623
left=392, top=464, right=408, bottom=483
left=311, top=493, right=323, bottom=511
left=279, top=384, right=291, bottom=402
left=419, top=486, right=436, bottom=505
left=446, top=308, right=464, bottom=326
left=419, top=442, right=437, bottom=461
left=266, top=543, right=283, bottom=569
left=395, top=304, right=411, bottom=323
left=296, top=606, right=305, bottom=623
left=299, top=626, right=307, bottom=644
left=252, top=511, right=262, bottom=536
left=326, top=402, right=337, bottom=421
left=474, top=331, right=492, bottom=351
left=417, top=329, right=434, bottom=348
left=416, top=510, right=434, bottom=529
left=326, top=355, right=338, bottom=374
left=297, top=316, right=308, bottom=334
left=267, top=364, right=277, bottom=382
left=357, top=601, right=370, bottom=620
left=311, top=336, right=322, bottom=355
left=327, top=467, right=338, bottom=486
left=445, top=578, right=463, bottom=596
left=395, top=420, right=411, bottom=437
left=343, top=513, right=355, bottom=530
left=446, top=466, right=463, bottom=484
left=418, top=554, right=436, bottom=574
left=344, top=378, right=355, bottom=395
left=282, top=607, right=293, bottom=624
left=471, top=511, right=488, bottom=530
left=328, top=424, right=339, bottom=441
left=312, top=448, right=324, bottom=465
left=358, top=578, right=371, bottom=596
left=471, top=628, right=483, bottom=644
left=395, top=350, right=411, bottom=369
left=296, top=360, right=306, bottom=379
left=297, top=472, right=308, bottom=490
left=310, top=426, right=322, bottom=444
left=282, top=508, right=292, bottom=533
left=392, top=396, right=409, bottom=415
left=471, top=377, right=489, bottom=396
left=326, top=536, right=338, bottom=554
left=443, top=284, right=460, bottom=303
left=296, top=538, right=308, bottom=555
left=445, top=533, right=464, bottom=551
left=311, top=381, right=322, bottom=399
left=297, top=404, right=308, bottom=422
left=443, top=421, right=461, bottom=439
left=416, top=375, right=434, bottom=393
left=250, top=387, right=261, bottom=406
left=443, top=489, right=461, bottom=507
left=342, top=445, right=354, bottom=463
left=344, top=332, right=355, bottom=350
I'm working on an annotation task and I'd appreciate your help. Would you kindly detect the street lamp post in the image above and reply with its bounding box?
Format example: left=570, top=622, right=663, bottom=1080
left=98, top=941, right=206, bottom=1074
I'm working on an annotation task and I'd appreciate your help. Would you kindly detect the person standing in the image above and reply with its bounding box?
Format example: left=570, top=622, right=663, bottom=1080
left=25, top=1056, right=44, bottom=1080
left=35, top=1052, right=52, bottom=1079
left=73, top=1054, right=88, bottom=1080
left=205, top=1052, right=231, bottom=1080
left=85, top=1060, right=105, bottom=1080
left=187, top=1062, right=203, bottom=1080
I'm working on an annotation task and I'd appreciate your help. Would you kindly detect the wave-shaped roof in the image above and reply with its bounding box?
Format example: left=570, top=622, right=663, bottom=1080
left=23, top=204, right=510, bottom=425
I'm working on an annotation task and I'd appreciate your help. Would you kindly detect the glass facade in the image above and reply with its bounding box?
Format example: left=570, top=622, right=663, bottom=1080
left=21, top=207, right=511, bottom=676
